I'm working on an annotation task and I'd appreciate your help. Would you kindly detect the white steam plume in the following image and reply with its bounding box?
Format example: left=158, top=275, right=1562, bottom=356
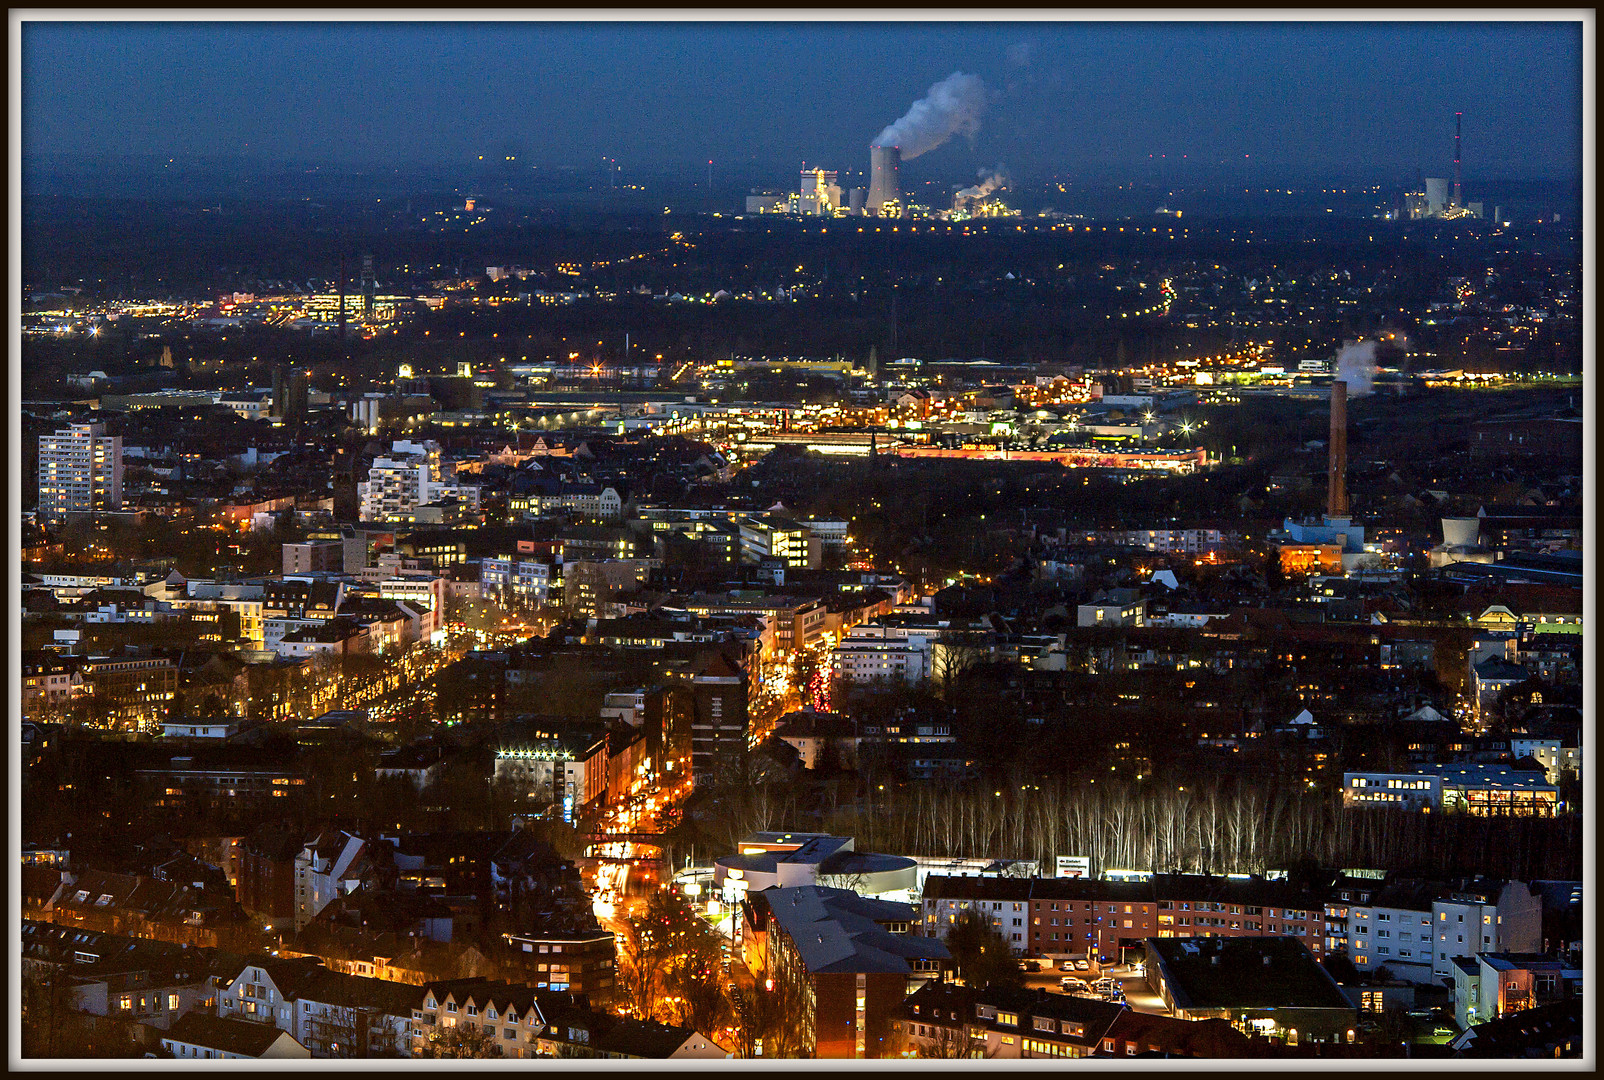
left=873, top=72, right=989, bottom=160
left=1334, top=340, right=1378, bottom=396
left=956, top=166, right=1008, bottom=202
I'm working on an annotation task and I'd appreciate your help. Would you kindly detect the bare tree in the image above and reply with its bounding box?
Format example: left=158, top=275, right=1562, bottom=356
left=423, top=1023, right=504, bottom=1058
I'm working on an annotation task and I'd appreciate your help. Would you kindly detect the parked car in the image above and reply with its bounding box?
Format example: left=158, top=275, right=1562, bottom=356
left=1021, top=960, right=1041, bottom=973
left=1075, top=959, right=1091, bottom=971
left=1060, top=960, right=1076, bottom=972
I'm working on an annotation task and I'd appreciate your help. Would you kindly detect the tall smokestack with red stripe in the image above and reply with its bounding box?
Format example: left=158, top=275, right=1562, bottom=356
left=1453, top=111, right=1463, bottom=210
left=1328, top=380, right=1349, bottom=518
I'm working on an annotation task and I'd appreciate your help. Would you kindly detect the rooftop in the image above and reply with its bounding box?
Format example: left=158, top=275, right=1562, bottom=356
left=1145, top=936, right=1354, bottom=1013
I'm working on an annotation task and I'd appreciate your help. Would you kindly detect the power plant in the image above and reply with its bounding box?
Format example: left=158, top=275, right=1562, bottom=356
left=744, top=71, right=1004, bottom=220
left=1405, top=112, right=1483, bottom=220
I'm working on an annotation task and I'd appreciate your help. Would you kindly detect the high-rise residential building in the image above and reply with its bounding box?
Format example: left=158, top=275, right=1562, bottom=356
left=37, top=422, right=123, bottom=523
left=687, top=652, right=748, bottom=783
left=357, top=440, right=480, bottom=523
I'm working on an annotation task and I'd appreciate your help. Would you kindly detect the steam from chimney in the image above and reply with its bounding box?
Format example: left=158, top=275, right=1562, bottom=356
left=1334, top=339, right=1378, bottom=397
left=956, top=166, right=1009, bottom=202
left=873, top=72, right=989, bottom=160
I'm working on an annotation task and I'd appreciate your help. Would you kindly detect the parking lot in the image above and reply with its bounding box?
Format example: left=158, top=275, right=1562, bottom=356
left=1022, top=961, right=1171, bottom=1017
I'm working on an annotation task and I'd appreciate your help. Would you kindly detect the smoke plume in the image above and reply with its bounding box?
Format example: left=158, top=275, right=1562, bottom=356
left=873, top=72, right=989, bottom=160
left=1334, top=340, right=1378, bottom=397
left=956, top=165, right=1009, bottom=202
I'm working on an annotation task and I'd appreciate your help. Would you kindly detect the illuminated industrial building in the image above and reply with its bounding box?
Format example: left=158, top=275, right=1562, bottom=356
left=799, top=169, right=843, bottom=215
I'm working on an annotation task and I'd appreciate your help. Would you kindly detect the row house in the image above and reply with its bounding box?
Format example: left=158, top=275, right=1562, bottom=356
left=162, top=1012, right=311, bottom=1059
left=23, top=650, right=89, bottom=713
left=407, top=980, right=582, bottom=1059
left=920, top=874, right=1329, bottom=961
left=217, top=959, right=418, bottom=1057
left=898, top=980, right=1262, bottom=1059
left=409, top=979, right=722, bottom=1059
left=33, top=868, right=248, bottom=950
left=1450, top=951, right=1584, bottom=1031
left=21, top=920, right=221, bottom=1032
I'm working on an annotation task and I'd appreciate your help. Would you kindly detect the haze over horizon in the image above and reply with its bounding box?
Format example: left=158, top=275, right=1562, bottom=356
left=21, top=20, right=1585, bottom=185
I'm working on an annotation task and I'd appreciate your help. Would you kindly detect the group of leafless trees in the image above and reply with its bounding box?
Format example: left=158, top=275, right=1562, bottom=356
left=615, top=889, right=728, bottom=1038
left=730, top=924, right=813, bottom=1059
left=833, top=774, right=1581, bottom=882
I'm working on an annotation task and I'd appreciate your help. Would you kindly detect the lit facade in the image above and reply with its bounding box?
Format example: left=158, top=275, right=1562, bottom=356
left=38, top=422, right=123, bottom=523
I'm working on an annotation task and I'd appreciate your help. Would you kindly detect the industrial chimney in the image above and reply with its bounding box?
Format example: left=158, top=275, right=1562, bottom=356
left=1327, top=380, right=1349, bottom=519
left=1452, top=112, right=1463, bottom=210
left=867, top=145, right=902, bottom=214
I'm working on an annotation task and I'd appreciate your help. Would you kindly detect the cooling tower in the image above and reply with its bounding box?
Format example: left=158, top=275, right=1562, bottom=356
left=1424, top=177, right=1449, bottom=216
left=867, top=145, right=901, bottom=214
left=1327, top=380, right=1349, bottom=518
left=1442, top=518, right=1481, bottom=547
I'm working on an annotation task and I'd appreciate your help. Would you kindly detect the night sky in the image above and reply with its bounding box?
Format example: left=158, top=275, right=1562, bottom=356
left=21, top=19, right=1584, bottom=181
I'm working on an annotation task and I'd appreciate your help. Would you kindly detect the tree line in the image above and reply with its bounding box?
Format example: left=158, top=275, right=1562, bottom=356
left=828, top=774, right=1581, bottom=883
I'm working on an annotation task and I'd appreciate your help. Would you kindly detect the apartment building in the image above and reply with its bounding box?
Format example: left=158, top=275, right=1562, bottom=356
left=920, top=874, right=1330, bottom=961
left=293, top=830, right=370, bottom=931
left=756, top=885, right=951, bottom=1058
left=830, top=623, right=934, bottom=684
left=358, top=440, right=480, bottom=524
left=501, top=926, right=617, bottom=996
left=479, top=554, right=558, bottom=607
left=79, top=654, right=178, bottom=727
left=1332, top=878, right=1541, bottom=984
left=509, top=480, right=622, bottom=521
left=898, top=980, right=1258, bottom=1059
left=38, top=421, right=123, bottom=523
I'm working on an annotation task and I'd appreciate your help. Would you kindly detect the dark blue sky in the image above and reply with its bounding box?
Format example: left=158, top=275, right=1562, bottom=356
left=21, top=20, right=1584, bottom=181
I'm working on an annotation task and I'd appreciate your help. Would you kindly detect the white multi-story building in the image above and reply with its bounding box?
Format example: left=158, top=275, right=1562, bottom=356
left=1097, top=528, right=1229, bottom=553
left=292, top=830, right=368, bottom=931
left=38, top=422, right=123, bottom=523
left=1335, top=879, right=1542, bottom=984
left=377, top=574, right=448, bottom=641
left=480, top=555, right=558, bottom=607
left=509, top=483, right=621, bottom=521
left=358, top=440, right=480, bottom=523
left=830, top=623, right=933, bottom=684
left=801, top=517, right=850, bottom=551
